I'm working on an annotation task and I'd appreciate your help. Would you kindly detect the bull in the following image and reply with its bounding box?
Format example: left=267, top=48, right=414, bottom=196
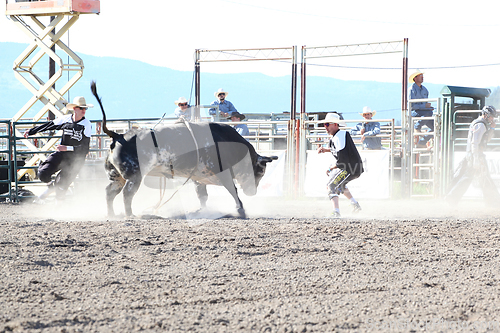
left=90, top=82, right=277, bottom=218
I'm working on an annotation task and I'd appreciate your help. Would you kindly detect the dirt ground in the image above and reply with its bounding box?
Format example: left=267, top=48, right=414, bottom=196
left=1, top=193, right=500, bottom=332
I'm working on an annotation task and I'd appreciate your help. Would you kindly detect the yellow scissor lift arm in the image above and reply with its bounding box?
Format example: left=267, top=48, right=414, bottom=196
left=6, top=0, right=100, bottom=179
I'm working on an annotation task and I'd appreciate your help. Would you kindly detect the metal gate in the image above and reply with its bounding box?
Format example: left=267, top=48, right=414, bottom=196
left=402, top=98, right=442, bottom=198
left=0, top=121, right=12, bottom=201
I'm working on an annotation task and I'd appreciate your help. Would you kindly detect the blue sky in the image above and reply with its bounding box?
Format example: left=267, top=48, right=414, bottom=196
left=2, top=0, right=500, bottom=88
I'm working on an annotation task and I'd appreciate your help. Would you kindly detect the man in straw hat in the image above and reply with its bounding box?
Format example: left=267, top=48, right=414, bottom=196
left=209, top=88, right=238, bottom=119
left=350, top=106, right=382, bottom=150
left=317, top=112, right=363, bottom=217
left=24, top=96, right=93, bottom=201
left=174, top=97, right=192, bottom=121
left=409, top=70, right=434, bottom=148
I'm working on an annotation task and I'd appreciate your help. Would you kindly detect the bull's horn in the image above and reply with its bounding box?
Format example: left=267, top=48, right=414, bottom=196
left=258, top=156, right=278, bottom=163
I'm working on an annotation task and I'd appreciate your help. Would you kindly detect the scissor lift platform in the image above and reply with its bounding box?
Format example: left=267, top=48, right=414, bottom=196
left=6, top=0, right=99, bottom=16
left=6, top=0, right=100, bottom=180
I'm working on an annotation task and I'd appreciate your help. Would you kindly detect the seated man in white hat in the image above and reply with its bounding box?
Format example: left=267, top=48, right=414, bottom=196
left=317, top=112, right=363, bottom=218
left=24, top=96, right=93, bottom=201
left=209, top=88, right=238, bottom=120
left=174, top=97, right=192, bottom=121
left=350, top=106, right=382, bottom=150
left=409, top=70, right=434, bottom=148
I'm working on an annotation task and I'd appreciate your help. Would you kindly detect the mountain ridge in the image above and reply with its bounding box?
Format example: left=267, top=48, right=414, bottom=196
left=1, top=42, right=449, bottom=122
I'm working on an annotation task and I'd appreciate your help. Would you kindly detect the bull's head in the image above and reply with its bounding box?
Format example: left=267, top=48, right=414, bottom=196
left=239, top=155, right=278, bottom=196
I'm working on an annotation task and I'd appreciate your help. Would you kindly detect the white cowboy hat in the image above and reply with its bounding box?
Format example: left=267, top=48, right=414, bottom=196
left=317, top=113, right=346, bottom=126
left=409, top=70, right=424, bottom=83
left=360, top=106, right=376, bottom=117
left=175, top=97, right=188, bottom=106
left=66, top=96, right=94, bottom=110
left=214, top=88, right=229, bottom=98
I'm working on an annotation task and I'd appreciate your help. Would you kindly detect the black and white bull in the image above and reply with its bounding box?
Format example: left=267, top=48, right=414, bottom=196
left=90, top=82, right=277, bottom=218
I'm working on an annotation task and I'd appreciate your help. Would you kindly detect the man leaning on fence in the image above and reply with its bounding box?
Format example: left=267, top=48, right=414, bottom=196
left=350, top=106, right=382, bottom=150
left=209, top=88, right=237, bottom=119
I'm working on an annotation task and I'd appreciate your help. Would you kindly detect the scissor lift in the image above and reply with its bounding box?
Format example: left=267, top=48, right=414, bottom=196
left=5, top=0, right=100, bottom=179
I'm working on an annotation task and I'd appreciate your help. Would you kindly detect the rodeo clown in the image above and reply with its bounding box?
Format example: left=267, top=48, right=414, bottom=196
left=445, top=105, right=500, bottom=205
left=24, top=96, right=93, bottom=201
left=317, top=112, right=363, bottom=218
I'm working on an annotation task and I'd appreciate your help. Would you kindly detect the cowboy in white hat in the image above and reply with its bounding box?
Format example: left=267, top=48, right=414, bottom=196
left=66, top=96, right=94, bottom=111
left=409, top=70, right=434, bottom=148
left=317, top=112, right=363, bottom=217
left=350, top=106, right=382, bottom=150
left=23, top=96, right=93, bottom=201
left=174, top=97, right=192, bottom=121
left=209, top=88, right=238, bottom=119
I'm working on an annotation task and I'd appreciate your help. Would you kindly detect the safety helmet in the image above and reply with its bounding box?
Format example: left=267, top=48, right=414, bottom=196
left=482, top=105, right=497, bottom=117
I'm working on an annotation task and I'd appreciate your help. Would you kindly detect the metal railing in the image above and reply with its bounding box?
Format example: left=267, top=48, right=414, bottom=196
left=0, top=121, right=12, bottom=201
left=8, top=117, right=292, bottom=200
left=7, top=115, right=407, bottom=201
left=404, top=98, right=442, bottom=198
left=300, top=118, right=398, bottom=198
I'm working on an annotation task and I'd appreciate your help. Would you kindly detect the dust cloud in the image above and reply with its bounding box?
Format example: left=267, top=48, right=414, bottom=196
left=25, top=172, right=497, bottom=222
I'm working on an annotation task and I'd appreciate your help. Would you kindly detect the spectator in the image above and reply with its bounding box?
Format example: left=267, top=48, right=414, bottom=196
left=409, top=70, right=434, bottom=148
left=317, top=112, right=363, bottom=218
left=24, top=96, right=93, bottom=201
left=350, top=106, right=382, bottom=150
left=209, top=88, right=237, bottom=119
left=174, top=97, right=192, bottom=121
left=445, top=106, right=500, bottom=205
left=228, top=112, right=249, bottom=138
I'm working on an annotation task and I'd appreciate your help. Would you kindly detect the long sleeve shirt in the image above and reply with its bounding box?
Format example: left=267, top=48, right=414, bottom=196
left=27, top=114, right=91, bottom=156
left=409, top=83, right=433, bottom=111
left=234, top=123, right=249, bottom=137
left=350, top=121, right=382, bottom=149
left=174, top=106, right=192, bottom=121
left=209, top=100, right=237, bottom=116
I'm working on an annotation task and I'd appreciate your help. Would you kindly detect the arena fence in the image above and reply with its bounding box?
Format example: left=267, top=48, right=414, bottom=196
left=5, top=116, right=292, bottom=201
left=302, top=117, right=397, bottom=198
left=0, top=120, right=13, bottom=201
left=3, top=114, right=433, bottom=202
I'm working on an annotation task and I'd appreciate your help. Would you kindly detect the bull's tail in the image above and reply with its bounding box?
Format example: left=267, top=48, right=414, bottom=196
left=90, top=81, right=120, bottom=141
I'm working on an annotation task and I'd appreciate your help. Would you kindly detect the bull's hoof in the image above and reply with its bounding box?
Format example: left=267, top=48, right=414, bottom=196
left=237, top=208, right=247, bottom=219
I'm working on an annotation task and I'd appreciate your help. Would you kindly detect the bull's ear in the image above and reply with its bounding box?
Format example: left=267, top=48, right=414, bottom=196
left=269, top=155, right=278, bottom=160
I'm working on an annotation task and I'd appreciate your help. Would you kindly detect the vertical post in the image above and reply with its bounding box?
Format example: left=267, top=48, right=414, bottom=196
left=300, top=46, right=306, bottom=118
left=298, top=46, right=307, bottom=198
left=194, top=50, right=201, bottom=122
left=291, top=46, right=297, bottom=120
left=290, top=46, right=299, bottom=196
left=441, top=99, right=450, bottom=195
left=194, top=50, right=201, bottom=106
left=49, top=16, right=56, bottom=121
left=402, top=38, right=409, bottom=115
left=401, top=38, right=409, bottom=197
